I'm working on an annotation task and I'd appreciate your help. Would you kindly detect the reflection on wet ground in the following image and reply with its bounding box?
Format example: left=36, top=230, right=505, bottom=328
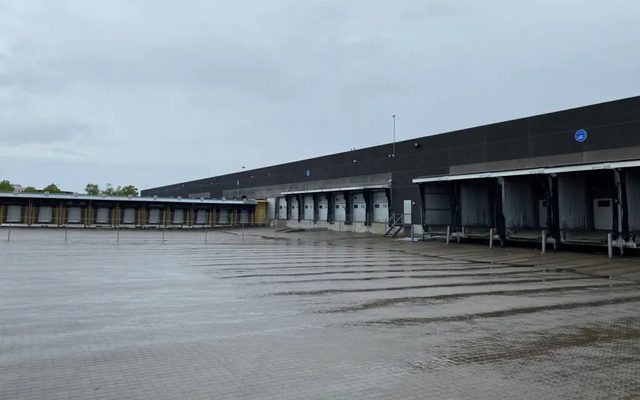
left=0, top=228, right=639, bottom=399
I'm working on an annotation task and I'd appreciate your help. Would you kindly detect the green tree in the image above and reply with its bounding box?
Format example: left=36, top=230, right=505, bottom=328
left=42, top=183, right=63, bottom=193
left=116, top=185, right=139, bottom=196
left=85, top=183, right=100, bottom=195
left=0, top=179, right=13, bottom=192
left=23, top=186, right=39, bottom=193
left=102, top=183, right=115, bottom=195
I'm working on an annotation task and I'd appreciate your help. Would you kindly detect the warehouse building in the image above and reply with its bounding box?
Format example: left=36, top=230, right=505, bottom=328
left=140, top=95, right=640, bottom=250
left=0, top=192, right=260, bottom=228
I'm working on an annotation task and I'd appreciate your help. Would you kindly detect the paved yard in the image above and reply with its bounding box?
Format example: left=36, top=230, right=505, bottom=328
left=1, top=227, right=639, bottom=399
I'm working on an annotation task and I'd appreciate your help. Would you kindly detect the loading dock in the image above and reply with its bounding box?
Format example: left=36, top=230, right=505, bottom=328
left=414, top=160, right=640, bottom=251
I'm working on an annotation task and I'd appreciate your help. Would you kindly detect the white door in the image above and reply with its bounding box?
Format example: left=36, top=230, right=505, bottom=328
left=37, top=206, right=53, bottom=223
left=148, top=208, right=160, bottom=224
left=68, top=207, right=82, bottom=223
left=123, top=208, right=136, bottom=224
left=290, top=198, right=298, bottom=220
left=7, top=205, right=21, bottom=223
left=304, top=195, right=314, bottom=220
left=334, top=194, right=346, bottom=221
left=278, top=198, right=287, bottom=219
left=218, top=209, right=229, bottom=224
left=372, top=192, right=388, bottom=222
left=172, top=209, right=184, bottom=224
left=593, top=198, right=613, bottom=230
left=403, top=200, right=412, bottom=224
left=196, top=209, right=207, bottom=224
left=538, top=200, right=548, bottom=228
left=318, top=195, right=328, bottom=221
left=352, top=193, right=366, bottom=222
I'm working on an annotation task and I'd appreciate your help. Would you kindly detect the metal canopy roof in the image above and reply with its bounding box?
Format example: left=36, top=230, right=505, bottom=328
left=412, top=159, right=640, bottom=184
left=282, top=184, right=388, bottom=196
left=0, top=192, right=255, bottom=205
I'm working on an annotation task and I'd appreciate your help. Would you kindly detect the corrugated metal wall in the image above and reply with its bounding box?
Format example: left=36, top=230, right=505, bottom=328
left=558, top=174, right=591, bottom=230
left=626, top=168, right=640, bottom=231
left=423, top=183, right=452, bottom=226
left=459, top=181, right=490, bottom=227
left=503, top=178, right=535, bottom=229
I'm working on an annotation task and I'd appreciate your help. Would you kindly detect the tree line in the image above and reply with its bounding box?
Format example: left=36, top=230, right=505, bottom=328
left=0, top=180, right=139, bottom=196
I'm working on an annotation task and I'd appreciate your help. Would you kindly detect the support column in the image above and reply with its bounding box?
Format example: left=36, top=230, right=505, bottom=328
left=364, top=189, right=372, bottom=226
left=327, top=192, right=335, bottom=223
left=344, top=191, right=352, bottom=225
left=297, top=194, right=303, bottom=222
left=548, top=175, right=561, bottom=241
left=615, top=169, right=628, bottom=241
left=313, top=193, right=319, bottom=222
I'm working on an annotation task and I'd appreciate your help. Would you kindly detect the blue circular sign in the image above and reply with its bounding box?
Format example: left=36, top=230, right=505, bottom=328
left=305, top=169, right=310, bottom=177
left=575, top=129, right=588, bottom=143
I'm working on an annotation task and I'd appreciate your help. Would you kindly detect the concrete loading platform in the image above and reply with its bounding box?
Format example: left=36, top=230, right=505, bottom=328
left=1, top=227, right=638, bottom=399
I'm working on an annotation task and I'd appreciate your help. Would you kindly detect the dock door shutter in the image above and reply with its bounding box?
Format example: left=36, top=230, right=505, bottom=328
left=37, top=206, right=53, bottom=223
left=502, top=177, right=535, bottom=229
left=625, top=168, right=640, bottom=233
left=68, top=207, right=82, bottom=223
left=459, top=181, right=489, bottom=227
left=318, top=195, right=328, bottom=221
left=196, top=209, right=207, bottom=224
left=7, top=205, right=21, bottom=223
left=172, top=209, right=184, bottom=224
left=352, top=193, right=366, bottom=222
left=304, top=195, right=314, bottom=220
left=278, top=198, right=287, bottom=219
left=148, top=208, right=160, bottom=224
left=240, top=209, right=249, bottom=224
left=218, top=209, right=229, bottom=224
left=372, top=191, right=389, bottom=223
left=423, top=183, right=451, bottom=228
left=558, top=174, right=590, bottom=230
left=123, top=208, right=136, bottom=224
left=96, top=207, right=110, bottom=224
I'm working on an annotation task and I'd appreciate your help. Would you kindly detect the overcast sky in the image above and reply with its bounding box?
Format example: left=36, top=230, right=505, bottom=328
left=1, top=0, right=639, bottom=192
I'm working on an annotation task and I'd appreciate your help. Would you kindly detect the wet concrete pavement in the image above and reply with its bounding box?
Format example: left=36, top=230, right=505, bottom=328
left=1, top=227, right=639, bottom=399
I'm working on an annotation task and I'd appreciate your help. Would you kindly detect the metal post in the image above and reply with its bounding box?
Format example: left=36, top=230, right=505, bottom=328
left=242, top=222, right=245, bottom=243
left=607, top=233, right=613, bottom=259
left=7, top=224, right=11, bottom=242
left=116, top=226, right=120, bottom=243
left=65, top=225, right=68, bottom=243
left=489, top=228, right=493, bottom=249
left=162, top=225, right=165, bottom=243
left=446, top=225, right=450, bottom=245
left=620, top=238, right=624, bottom=257
left=204, top=224, right=208, bottom=243
left=391, top=114, right=396, bottom=157
left=541, top=231, right=546, bottom=254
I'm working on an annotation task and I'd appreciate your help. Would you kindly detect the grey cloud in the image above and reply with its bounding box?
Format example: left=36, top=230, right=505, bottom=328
left=0, top=0, right=639, bottom=192
left=0, top=120, right=94, bottom=145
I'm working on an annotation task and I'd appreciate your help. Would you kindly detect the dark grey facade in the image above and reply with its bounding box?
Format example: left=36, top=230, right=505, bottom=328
left=143, top=96, right=640, bottom=229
